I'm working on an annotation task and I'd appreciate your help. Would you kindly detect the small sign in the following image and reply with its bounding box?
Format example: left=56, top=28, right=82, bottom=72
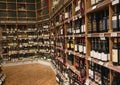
left=112, top=0, right=119, bottom=5
left=111, top=32, right=117, bottom=37
left=87, top=34, right=91, bottom=37
left=99, top=61, right=104, bottom=65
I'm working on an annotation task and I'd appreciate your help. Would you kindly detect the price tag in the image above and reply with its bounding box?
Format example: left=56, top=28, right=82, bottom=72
left=99, top=61, right=104, bottom=65
left=88, top=57, right=92, bottom=61
left=87, top=34, right=91, bottom=37
left=111, top=32, right=117, bottom=37
left=99, top=33, right=104, bottom=37
left=112, top=0, right=119, bottom=5
left=100, top=37, right=105, bottom=40
left=92, top=5, right=97, bottom=10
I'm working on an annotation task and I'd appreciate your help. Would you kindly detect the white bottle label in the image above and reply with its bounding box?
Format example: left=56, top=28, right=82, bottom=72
left=112, top=49, right=118, bottom=62
left=65, top=12, right=69, bottom=19
left=79, top=45, right=82, bottom=52
left=112, top=16, right=117, bottom=21
left=75, top=44, right=78, bottom=51
left=76, top=29, right=80, bottom=33
left=102, top=53, right=108, bottom=61
left=84, top=46, right=86, bottom=54
left=90, top=51, right=93, bottom=57
left=98, top=52, right=101, bottom=60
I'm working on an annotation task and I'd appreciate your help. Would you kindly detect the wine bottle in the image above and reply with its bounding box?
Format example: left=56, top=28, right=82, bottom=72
left=101, top=66, right=110, bottom=85
left=112, top=71, right=120, bottom=85
left=98, top=39, right=102, bottom=60
left=81, top=17, right=85, bottom=34
left=92, top=13, right=97, bottom=33
left=70, top=40, right=74, bottom=51
left=102, top=9, right=109, bottom=32
left=112, top=5, right=119, bottom=31
left=88, top=14, right=93, bottom=33
left=112, top=38, right=119, bottom=65
left=101, top=38, right=109, bottom=62
left=83, top=38, right=86, bottom=55
left=98, top=12, right=103, bottom=32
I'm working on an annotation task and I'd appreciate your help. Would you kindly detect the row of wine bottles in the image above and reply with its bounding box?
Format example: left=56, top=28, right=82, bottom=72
left=90, top=37, right=109, bottom=62
left=55, top=58, right=86, bottom=85
left=89, top=61, right=110, bottom=85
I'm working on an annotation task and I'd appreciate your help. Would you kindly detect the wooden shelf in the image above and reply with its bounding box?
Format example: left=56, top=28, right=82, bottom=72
left=86, top=0, right=112, bottom=14
left=87, top=32, right=120, bottom=38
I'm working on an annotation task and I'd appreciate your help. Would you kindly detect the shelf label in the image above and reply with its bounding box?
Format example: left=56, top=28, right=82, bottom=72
left=99, top=61, right=104, bottom=65
left=100, top=37, right=105, bottom=40
left=111, top=33, right=117, bottom=37
left=99, top=33, right=104, bottom=37
left=87, top=34, right=91, bottom=37
left=92, top=5, right=97, bottom=10
left=112, top=0, right=119, bottom=5
left=88, top=57, right=92, bottom=61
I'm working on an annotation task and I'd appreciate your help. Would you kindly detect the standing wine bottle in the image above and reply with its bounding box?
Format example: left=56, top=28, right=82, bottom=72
left=92, top=13, right=97, bottom=33
left=112, top=5, right=119, bottom=31
left=101, top=38, right=109, bottom=62
left=102, top=9, right=109, bottom=32
left=88, top=14, right=93, bottom=33
left=98, top=39, right=102, bottom=60
left=112, top=71, right=120, bottom=85
left=112, top=38, right=119, bottom=65
left=101, top=66, right=110, bottom=85
left=98, top=12, right=103, bottom=32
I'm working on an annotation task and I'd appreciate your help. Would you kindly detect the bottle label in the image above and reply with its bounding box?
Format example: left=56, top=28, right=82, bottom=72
left=65, top=12, right=69, bottom=19
left=112, top=49, right=118, bottom=62
left=101, top=53, right=108, bottom=61
left=84, top=46, right=86, bottom=53
left=75, top=44, right=78, bottom=51
left=67, top=43, right=69, bottom=48
left=76, top=29, right=80, bottom=33
left=98, top=52, right=101, bottom=60
left=79, top=45, right=82, bottom=52
left=91, top=51, right=93, bottom=57
left=93, top=22, right=96, bottom=31
left=112, top=16, right=117, bottom=29
left=71, top=43, right=74, bottom=48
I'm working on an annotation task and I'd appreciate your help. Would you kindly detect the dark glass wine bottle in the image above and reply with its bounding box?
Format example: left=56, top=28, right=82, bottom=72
left=101, top=66, right=110, bottom=85
left=88, top=14, right=93, bottom=33
left=112, top=38, right=119, bottom=65
left=92, top=13, right=97, bottom=33
left=112, top=71, right=120, bottom=85
left=112, top=5, right=119, bottom=31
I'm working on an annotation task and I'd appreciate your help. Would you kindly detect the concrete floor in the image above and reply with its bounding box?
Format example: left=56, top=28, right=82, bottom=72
left=3, top=64, right=58, bottom=85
